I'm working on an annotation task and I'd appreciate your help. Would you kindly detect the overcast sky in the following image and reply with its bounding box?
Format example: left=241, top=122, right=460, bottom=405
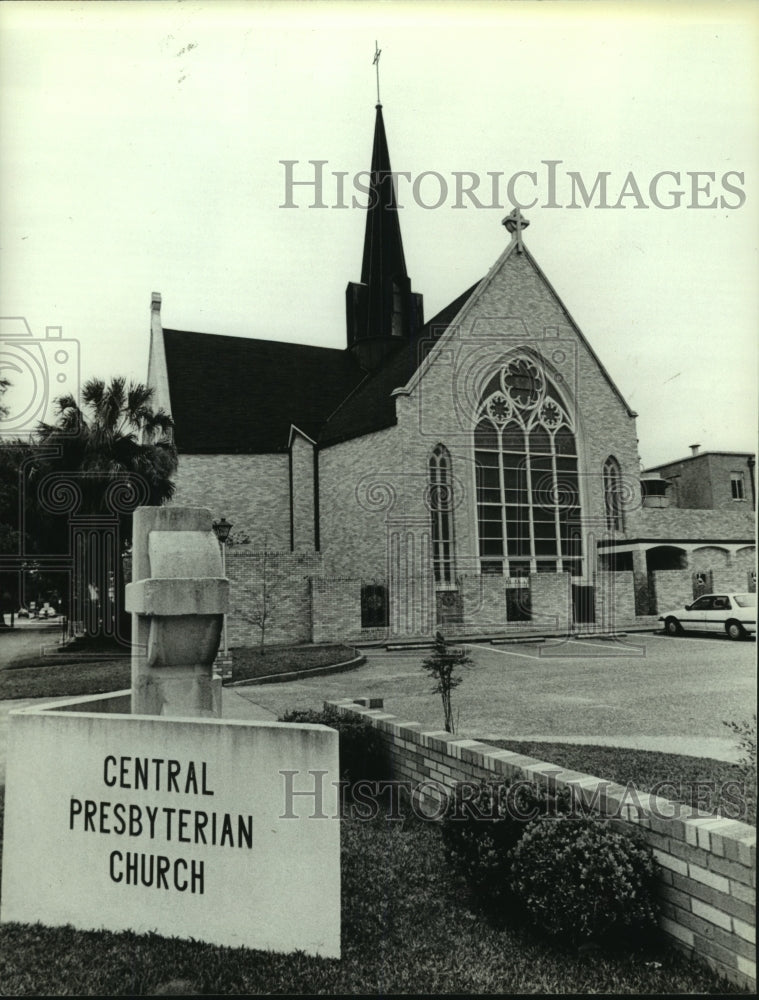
left=1, top=0, right=757, bottom=467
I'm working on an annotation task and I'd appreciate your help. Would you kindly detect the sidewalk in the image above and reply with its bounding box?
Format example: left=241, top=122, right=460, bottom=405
left=221, top=686, right=278, bottom=722
left=0, top=624, right=64, bottom=668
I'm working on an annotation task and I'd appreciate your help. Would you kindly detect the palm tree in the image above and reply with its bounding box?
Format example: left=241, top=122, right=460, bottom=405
left=32, top=377, right=177, bottom=642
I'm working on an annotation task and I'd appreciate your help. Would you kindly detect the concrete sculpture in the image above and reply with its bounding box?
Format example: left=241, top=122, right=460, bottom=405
left=125, top=506, right=229, bottom=717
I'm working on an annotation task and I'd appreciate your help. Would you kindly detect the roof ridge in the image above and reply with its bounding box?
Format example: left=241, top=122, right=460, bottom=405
left=163, top=327, right=348, bottom=355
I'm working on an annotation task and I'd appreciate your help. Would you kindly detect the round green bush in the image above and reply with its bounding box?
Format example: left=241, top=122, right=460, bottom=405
left=510, top=816, right=659, bottom=945
left=440, top=779, right=570, bottom=906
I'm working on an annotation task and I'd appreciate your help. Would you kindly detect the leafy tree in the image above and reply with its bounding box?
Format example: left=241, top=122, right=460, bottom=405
left=0, top=379, right=27, bottom=624
left=28, top=377, right=177, bottom=640
left=422, top=631, right=471, bottom=734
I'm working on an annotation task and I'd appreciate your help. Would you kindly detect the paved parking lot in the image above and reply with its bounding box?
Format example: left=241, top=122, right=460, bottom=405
left=241, top=632, right=756, bottom=761
left=0, top=633, right=754, bottom=771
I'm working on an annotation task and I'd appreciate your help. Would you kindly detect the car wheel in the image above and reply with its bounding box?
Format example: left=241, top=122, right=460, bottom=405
left=664, top=617, right=683, bottom=636
left=726, top=620, right=746, bottom=641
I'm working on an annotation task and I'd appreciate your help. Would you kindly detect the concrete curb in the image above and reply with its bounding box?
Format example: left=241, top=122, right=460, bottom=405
left=224, top=654, right=366, bottom=688
left=362, top=625, right=659, bottom=651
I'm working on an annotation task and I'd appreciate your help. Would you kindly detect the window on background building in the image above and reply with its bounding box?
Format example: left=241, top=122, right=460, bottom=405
left=731, top=472, right=746, bottom=501
left=429, top=444, right=455, bottom=585
left=474, top=356, right=583, bottom=577
left=603, top=456, right=625, bottom=531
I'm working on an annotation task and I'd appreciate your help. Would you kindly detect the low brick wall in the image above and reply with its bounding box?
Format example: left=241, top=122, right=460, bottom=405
left=595, top=571, right=636, bottom=630
left=650, top=569, right=693, bottom=615
left=327, top=697, right=757, bottom=990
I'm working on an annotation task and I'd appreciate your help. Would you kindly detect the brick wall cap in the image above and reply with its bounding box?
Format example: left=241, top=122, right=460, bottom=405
left=685, top=816, right=756, bottom=840
left=562, top=774, right=625, bottom=792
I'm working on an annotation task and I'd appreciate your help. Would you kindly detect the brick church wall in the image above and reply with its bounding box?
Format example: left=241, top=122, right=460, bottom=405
left=311, top=578, right=361, bottom=644
left=318, top=426, right=405, bottom=579
left=291, top=433, right=316, bottom=551
left=733, top=546, right=756, bottom=591
left=650, top=570, right=692, bottom=614
left=691, top=546, right=731, bottom=572
left=458, top=574, right=508, bottom=630
left=225, top=549, right=320, bottom=647
left=594, top=571, right=636, bottom=630
left=636, top=507, right=754, bottom=539
left=529, top=572, right=572, bottom=633
left=171, top=453, right=291, bottom=550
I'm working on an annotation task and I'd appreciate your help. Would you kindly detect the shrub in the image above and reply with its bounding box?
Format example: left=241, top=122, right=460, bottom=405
left=440, top=779, right=570, bottom=907
left=510, top=816, right=659, bottom=946
left=723, top=713, right=757, bottom=823
left=279, top=706, right=386, bottom=785
left=421, top=631, right=471, bottom=734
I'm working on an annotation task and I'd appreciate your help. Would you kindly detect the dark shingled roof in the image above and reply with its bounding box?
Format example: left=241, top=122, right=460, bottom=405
left=163, top=329, right=367, bottom=453
left=318, top=280, right=481, bottom=446
left=163, top=280, right=480, bottom=453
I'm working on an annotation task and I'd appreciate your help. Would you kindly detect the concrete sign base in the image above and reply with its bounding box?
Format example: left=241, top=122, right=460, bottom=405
left=0, top=693, right=340, bottom=958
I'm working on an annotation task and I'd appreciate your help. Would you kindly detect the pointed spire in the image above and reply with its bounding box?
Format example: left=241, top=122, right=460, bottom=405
left=346, top=104, right=423, bottom=370
left=361, top=104, right=408, bottom=294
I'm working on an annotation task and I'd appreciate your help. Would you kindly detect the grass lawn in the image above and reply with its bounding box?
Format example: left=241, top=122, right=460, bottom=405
left=490, top=740, right=756, bottom=825
left=0, top=658, right=130, bottom=700
left=229, top=644, right=357, bottom=684
left=0, top=644, right=357, bottom=700
left=0, top=799, right=740, bottom=995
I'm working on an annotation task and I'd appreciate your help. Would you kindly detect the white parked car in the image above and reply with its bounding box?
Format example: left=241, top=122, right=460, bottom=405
left=660, top=592, right=756, bottom=641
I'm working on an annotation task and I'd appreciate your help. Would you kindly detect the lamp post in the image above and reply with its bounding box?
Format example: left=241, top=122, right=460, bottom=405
left=212, top=517, right=232, bottom=666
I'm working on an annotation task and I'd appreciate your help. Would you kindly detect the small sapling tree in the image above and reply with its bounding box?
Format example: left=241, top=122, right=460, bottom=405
left=422, top=631, right=471, bottom=734
left=237, top=543, right=281, bottom=651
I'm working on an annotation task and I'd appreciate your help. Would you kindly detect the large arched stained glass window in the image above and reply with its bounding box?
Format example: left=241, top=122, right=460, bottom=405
left=474, top=357, right=583, bottom=577
left=429, top=444, right=455, bottom=585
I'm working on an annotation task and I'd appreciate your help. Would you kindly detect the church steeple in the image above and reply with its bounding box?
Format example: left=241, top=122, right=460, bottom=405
left=346, top=103, right=423, bottom=371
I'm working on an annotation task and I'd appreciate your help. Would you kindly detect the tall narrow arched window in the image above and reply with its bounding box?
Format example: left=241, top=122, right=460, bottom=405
left=429, top=444, right=455, bottom=585
left=474, top=356, right=583, bottom=577
left=603, top=456, right=624, bottom=532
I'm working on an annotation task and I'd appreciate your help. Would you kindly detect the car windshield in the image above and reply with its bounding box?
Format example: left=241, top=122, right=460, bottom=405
left=733, top=594, right=757, bottom=608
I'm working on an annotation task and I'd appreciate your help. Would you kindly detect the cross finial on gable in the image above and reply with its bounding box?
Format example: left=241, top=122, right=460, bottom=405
left=502, top=207, right=530, bottom=253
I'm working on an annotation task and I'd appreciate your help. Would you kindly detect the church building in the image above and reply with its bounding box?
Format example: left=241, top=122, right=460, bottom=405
left=146, top=104, right=755, bottom=646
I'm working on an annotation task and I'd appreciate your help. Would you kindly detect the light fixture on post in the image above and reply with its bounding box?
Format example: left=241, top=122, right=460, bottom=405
left=212, top=517, right=233, bottom=672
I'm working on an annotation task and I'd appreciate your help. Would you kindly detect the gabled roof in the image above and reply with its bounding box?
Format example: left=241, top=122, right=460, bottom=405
left=162, top=328, right=366, bottom=453
left=400, top=237, right=637, bottom=419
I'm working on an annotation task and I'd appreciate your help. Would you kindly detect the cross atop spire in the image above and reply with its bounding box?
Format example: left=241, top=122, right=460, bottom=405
left=373, top=41, right=382, bottom=105
left=502, top=207, right=530, bottom=253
